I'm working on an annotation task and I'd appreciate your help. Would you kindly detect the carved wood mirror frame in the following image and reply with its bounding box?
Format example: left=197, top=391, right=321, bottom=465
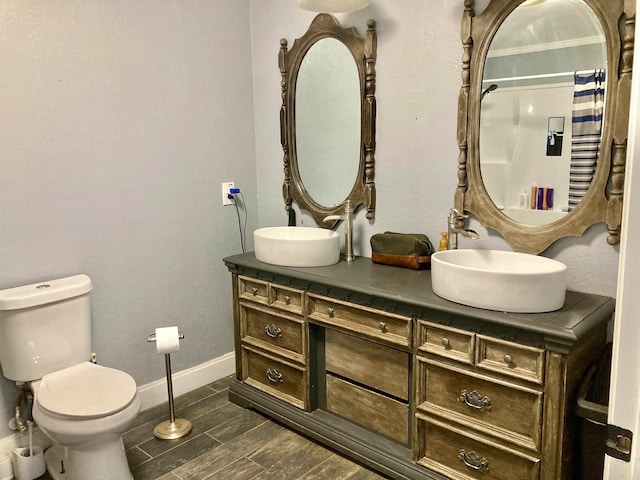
left=279, top=14, right=377, bottom=228
left=455, top=0, right=635, bottom=254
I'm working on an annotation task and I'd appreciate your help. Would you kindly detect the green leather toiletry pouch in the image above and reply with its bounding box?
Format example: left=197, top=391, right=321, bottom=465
left=370, top=232, right=434, bottom=270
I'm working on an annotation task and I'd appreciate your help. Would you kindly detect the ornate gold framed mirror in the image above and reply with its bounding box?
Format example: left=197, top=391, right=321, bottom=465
left=279, top=14, right=376, bottom=228
left=455, top=0, right=635, bottom=254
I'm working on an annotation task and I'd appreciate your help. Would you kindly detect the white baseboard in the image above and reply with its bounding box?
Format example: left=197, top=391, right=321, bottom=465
left=137, top=351, right=236, bottom=411
left=0, top=352, right=236, bottom=459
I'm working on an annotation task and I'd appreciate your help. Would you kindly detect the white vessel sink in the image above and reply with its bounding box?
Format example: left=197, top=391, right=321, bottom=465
left=254, top=227, right=340, bottom=267
left=431, top=249, right=567, bottom=313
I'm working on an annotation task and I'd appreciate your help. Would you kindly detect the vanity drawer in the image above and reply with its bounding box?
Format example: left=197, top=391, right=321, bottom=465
left=269, top=284, right=304, bottom=315
left=417, top=358, right=543, bottom=452
left=238, top=276, right=269, bottom=305
left=325, top=329, right=409, bottom=400
left=307, top=294, right=412, bottom=348
left=476, top=335, right=545, bottom=385
left=417, top=321, right=475, bottom=365
left=239, top=302, right=306, bottom=363
left=416, top=414, right=540, bottom=480
left=241, top=345, right=307, bottom=410
left=326, top=374, right=408, bottom=444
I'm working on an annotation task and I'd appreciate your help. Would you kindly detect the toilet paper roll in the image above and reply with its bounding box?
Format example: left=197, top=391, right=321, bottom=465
left=155, top=326, right=180, bottom=354
left=0, top=452, right=13, bottom=480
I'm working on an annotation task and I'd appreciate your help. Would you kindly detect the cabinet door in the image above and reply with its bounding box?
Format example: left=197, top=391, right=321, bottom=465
left=325, top=329, right=409, bottom=400
left=238, top=276, right=269, bottom=304
left=417, top=321, right=475, bottom=365
left=476, top=335, right=545, bottom=385
left=417, top=357, right=543, bottom=452
left=307, top=294, right=412, bottom=347
left=416, top=414, right=540, bottom=480
left=241, top=345, right=307, bottom=410
left=269, top=284, right=304, bottom=315
left=326, top=374, right=409, bottom=444
left=239, top=302, right=306, bottom=363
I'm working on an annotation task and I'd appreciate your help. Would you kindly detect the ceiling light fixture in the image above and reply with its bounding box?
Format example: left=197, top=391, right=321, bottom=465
left=296, top=0, right=370, bottom=13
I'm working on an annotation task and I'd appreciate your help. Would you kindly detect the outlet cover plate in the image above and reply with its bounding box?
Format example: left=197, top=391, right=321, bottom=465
left=222, top=182, right=235, bottom=206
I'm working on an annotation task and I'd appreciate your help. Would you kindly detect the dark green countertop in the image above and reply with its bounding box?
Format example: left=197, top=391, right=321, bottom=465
left=224, top=253, right=615, bottom=351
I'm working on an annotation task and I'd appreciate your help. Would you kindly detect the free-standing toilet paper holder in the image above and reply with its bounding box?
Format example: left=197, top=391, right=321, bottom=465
left=147, top=330, right=193, bottom=440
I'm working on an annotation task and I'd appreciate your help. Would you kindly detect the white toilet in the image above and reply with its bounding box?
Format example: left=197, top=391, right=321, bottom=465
left=0, top=275, right=141, bottom=480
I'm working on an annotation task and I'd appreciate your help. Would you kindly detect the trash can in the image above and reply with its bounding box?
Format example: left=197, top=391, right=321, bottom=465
left=575, top=343, right=612, bottom=480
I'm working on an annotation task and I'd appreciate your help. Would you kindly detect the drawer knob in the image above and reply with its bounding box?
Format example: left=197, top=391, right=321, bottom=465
left=284, top=295, right=291, bottom=305
left=459, top=449, right=489, bottom=472
left=251, top=287, right=258, bottom=295
left=266, top=368, right=284, bottom=384
left=504, top=354, right=513, bottom=364
left=460, top=390, right=492, bottom=411
left=441, top=337, right=450, bottom=348
left=327, top=307, right=335, bottom=317
left=378, top=321, right=387, bottom=332
left=265, top=324, right=282, bottom=339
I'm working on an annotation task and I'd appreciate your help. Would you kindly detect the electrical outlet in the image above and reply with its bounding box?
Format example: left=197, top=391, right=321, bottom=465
left=222, top=182, right=235, bottom=206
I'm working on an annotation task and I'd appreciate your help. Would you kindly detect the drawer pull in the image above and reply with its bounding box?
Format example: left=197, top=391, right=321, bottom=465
left=264, top=324, right=282, bottom=339
left=327, top=307, right=335, bottom=317
left=458, top=449, right=489, bottom=472
left=251, top=287, right=258, bottom=295
left=266, top=368, right=284, bottom=384
left=504, top=354, right=513, bottom=364
left=284, top=295, right=291, bottom=305
left=378, top=321, right=387, bottom=332
left=460, top=390, right=492, bottom=411
left=441, top=337, right=450, bottom=348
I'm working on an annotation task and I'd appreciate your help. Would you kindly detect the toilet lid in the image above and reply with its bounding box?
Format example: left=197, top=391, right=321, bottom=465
left=36, top=362, right=137, bottom=419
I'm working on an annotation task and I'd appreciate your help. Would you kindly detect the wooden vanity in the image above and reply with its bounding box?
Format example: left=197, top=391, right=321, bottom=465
left=224, top=253, right=614, bottom=480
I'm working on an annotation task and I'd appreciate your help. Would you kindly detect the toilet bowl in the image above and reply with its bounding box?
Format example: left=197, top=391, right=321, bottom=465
left=31, top=362, right=141, bottom=480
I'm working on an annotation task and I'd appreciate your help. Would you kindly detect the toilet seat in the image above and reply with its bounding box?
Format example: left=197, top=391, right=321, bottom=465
left=36, top=362, right=137, bottom=419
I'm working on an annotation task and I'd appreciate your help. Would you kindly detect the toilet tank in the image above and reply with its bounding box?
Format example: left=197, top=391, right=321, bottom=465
left=0, top=275, right=93, bottom=382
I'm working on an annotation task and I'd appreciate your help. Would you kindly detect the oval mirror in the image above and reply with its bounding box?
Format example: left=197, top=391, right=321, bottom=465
left=480, top=0, right=606, bottom=226
left=279, top=14, right=377, bottom=228
left=296, top=38, right=361, bottom=207
left=455, top=0, right=633, bottom=253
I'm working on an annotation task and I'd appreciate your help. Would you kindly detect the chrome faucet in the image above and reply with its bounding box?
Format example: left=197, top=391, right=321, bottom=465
left=447, top=208, right=480, bottom=249
left=323, top=200, right=355, bottom=262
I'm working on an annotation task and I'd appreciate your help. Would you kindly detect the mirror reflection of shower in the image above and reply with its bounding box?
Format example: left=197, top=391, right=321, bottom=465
left=481, top=83, right=498, bottom=101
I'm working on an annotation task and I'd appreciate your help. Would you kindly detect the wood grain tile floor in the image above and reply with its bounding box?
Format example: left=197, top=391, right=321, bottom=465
left=120, top=375, right=390, bottom=480
left=34, top=375, right=388, bottom=479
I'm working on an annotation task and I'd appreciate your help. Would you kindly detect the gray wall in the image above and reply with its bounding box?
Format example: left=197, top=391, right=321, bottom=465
left=0, top=0, right=620, bottom=441
left=0, top=0, right=257, bottom=438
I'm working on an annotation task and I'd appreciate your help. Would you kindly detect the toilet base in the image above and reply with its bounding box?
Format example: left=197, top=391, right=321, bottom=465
left=44, top=439, right=133, bottom=480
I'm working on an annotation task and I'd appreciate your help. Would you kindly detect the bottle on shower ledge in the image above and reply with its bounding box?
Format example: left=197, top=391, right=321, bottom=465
left=546, top=188, right=554, bottom=210
left=537, top=187, right=545, bottom=210
left=519, top=190, right=529, bottom=209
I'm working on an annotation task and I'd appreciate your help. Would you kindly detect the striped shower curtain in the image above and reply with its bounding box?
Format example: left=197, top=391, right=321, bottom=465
left=568, top=69, right=605, bottom=211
